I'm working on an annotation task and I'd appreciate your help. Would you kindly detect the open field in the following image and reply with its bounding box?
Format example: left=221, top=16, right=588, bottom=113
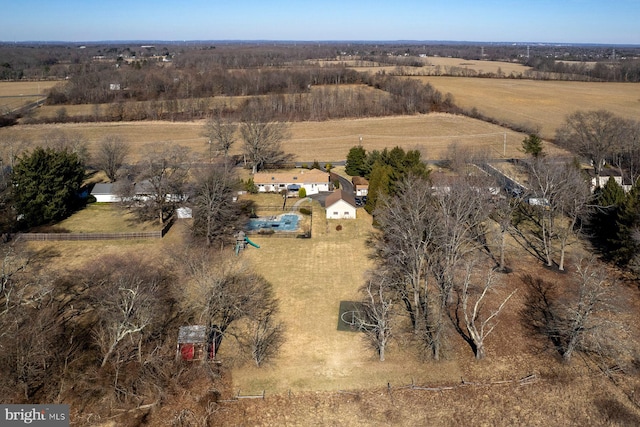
left=0, top=80, right=58, bottom=112
left=321, top=56, right=532, bottom=76
left=0, top=113, right=567, bottom=164
left=414, top=77, right=640, bottom=139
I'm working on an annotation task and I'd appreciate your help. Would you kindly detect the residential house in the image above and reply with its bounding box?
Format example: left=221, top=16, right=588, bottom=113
left=587, top=168, right=630, bottom=192
left=90, top=183, right=119, bottom=203
left=253, top=169, right=331, bottom=196
left=326, top=189, right=357, bottom=219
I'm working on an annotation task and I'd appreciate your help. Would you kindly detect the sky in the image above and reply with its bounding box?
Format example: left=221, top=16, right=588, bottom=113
left=1, top=0, right=639, bottom=45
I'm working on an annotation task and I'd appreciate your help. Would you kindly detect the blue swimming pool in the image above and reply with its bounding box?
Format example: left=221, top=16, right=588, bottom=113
left=247, top=213, right=301, bottom=232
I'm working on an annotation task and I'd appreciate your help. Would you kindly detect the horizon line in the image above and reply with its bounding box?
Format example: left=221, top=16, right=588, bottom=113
left=2, top=39, right=639, bottom=47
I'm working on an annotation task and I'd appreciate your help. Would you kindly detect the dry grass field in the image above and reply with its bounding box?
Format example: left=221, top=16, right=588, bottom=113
left=322, top=56, right=532, bottom=76
left=0, top=80, right=57, bottom=112
left=415, top=77, right=640, bottom=139
left=0, top=114, right=565, bottom=164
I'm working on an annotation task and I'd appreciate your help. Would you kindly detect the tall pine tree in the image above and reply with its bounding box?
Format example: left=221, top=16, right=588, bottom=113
left=610, top=181, right=640, bottom=265
left=12, top=147, right=85, bottom=228
left=591, top=176, right=626, bottom=254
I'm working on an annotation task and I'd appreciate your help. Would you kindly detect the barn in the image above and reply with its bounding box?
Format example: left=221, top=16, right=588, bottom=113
left=325, top=189, right=357, bottom=219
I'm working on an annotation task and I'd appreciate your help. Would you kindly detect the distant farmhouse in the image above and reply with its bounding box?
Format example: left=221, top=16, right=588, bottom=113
left=253, top=169, right=331, bottom=196
left=587, top=168, right=631, bottom=192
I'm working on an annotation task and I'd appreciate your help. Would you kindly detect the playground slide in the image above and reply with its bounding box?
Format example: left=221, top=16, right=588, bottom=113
left=244, top=236, right=260, bottom=248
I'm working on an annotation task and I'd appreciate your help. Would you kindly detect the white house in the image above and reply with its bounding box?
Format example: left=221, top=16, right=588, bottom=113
left=588, top=169, right=630, bottom=192
left=253, top=169, right=331, bottom=196
left=325, top=189, right=357, bottom=219
left=90, top=183, right=119, bottom=203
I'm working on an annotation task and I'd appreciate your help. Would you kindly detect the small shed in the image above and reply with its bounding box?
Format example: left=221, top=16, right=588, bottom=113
left=176, top=207, right=193, bottom=219
left=326, top=189, right=357, bottom=219
left=351, top=176, right=369, bottom=197
left=177, top=325, right=212, bottom=361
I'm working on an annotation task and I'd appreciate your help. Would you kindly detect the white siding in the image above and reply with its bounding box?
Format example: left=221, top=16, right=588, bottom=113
left=326, top=199, right=356, bottom=219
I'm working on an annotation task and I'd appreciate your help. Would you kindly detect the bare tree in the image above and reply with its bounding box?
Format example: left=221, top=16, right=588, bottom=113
left=372, top=175, right=436, bottom=335
left=521, top=259, right=616, bottom=364
left=0, top=246, right=63, bottom=400
left=520, top=157, right=566, bottom=268
left=42, top=129, right=90, bottom=166
left=247, top=306, right=285, bottom=367
left=239, top=100, right=292, bottom=174
left=520, top=157, right=592, bottom=271
left=555, top=110, right=627, bottom=188
left=427, top=175, right=494, bottom=360
left=121, top=142, right=191, bottom=223
left=94, top=135, right=129, bottom=182
left=490, top=194, right=519, bottom=272
left=202, top=112, right=237, bottom=161
left=452, top=262, right=516, bottom=360
left=185, top=257, right=280, bottom=360
left=612, top=118, right=640, bottom=183
left=355, top=276, right=394, bottom=362
left=555, top=164, right=592, bottom=271
left=0, top=134, right=31, bottom=169
left=89, top=257, right=166, bottom=369
left=191, top=164, right=244, bottom=247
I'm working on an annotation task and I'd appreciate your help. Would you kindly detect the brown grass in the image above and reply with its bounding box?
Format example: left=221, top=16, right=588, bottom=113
left=55, top=203, right=159, bottom=233
left=320, top=56, right=531, bottom=76
left=17, top=192, right=640, bottom=425
left=0, top=81, right=58, bottom=112
left=0, top=113, right=556, bottom=163
left=414, top=77, right=640, bottom=139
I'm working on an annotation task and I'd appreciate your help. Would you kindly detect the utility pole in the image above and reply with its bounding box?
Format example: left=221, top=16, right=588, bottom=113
left=503, top=133, right=507, bottom=157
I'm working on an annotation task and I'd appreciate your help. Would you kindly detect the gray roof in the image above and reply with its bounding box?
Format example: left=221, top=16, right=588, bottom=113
left=91, top=183, right=114, bottom=195
left=177, top=325, right=207, bottom=344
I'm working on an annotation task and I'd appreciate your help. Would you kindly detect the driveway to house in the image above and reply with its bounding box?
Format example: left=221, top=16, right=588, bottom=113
left=309, top=191, right=332, bottom=207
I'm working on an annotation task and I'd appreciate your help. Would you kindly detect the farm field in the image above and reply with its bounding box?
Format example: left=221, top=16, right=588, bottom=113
left=414, top=77, right=640, bottom=139
left=323, top=56, right=532, bottom=76
left=0, top=80, right=57, bottom=112
left=0, top=113, right=565, bottom=163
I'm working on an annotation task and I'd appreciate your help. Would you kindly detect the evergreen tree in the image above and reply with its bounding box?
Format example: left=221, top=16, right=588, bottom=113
left=365, top=161, right=393, bottom=214
left=610, top=181, right=640, bottom=265
left=522, top=134, right=544, bottom=158
left=591, top=176, right=626, bottom=253
left=364, top=147, right=430, bottom=214
left=345, top=145, right=368, bottom=176
left=12, top=146, right=85, bottom=228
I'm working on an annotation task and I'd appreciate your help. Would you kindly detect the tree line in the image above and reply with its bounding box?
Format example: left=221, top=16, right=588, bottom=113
left=345, top=109, right=640, bottom=366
